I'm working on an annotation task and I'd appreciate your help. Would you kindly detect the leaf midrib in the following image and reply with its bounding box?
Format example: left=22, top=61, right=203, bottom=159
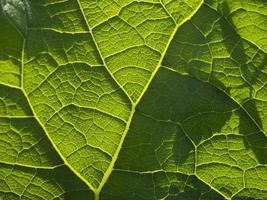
left=90, top=0, right=205, bottom=198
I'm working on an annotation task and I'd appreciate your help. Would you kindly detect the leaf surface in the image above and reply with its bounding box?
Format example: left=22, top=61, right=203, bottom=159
left=0, top=0, right=266, bottom=199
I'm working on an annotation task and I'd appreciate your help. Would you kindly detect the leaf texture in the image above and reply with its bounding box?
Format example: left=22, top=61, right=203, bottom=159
left=0, top=0, right=266, bottom=199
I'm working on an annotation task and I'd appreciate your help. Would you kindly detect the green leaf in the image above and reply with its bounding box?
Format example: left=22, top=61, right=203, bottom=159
left=0, top=0, right=266, bottom=199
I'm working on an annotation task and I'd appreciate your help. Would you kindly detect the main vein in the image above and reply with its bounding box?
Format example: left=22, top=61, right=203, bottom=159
left=94, top=0, right=205, bottom=199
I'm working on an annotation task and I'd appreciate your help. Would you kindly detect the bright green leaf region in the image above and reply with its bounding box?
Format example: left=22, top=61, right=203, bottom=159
left=0, top=0, right=266, bottom=199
